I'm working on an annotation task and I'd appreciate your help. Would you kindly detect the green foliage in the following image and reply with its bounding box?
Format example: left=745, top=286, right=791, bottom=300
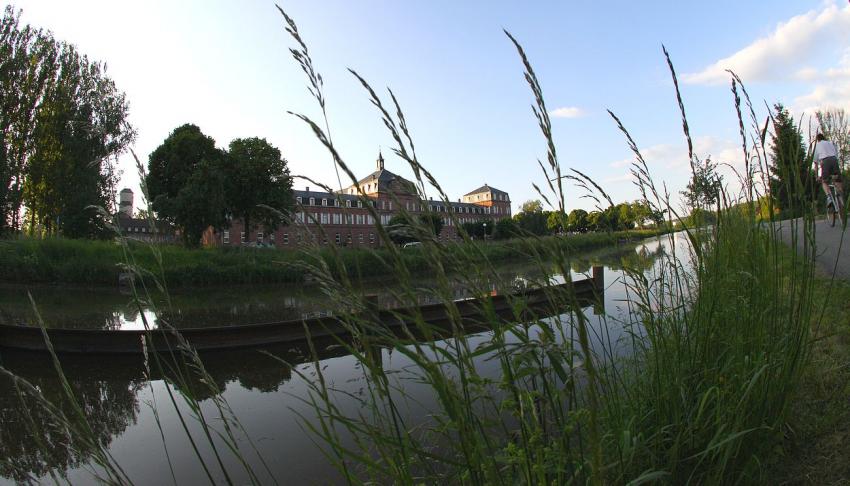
left=492, top=217, right=519, bottom=240
left=681, top=156, right=722, bottom=211
left=1, top=7, right=134, bottom=237
left=0, top=229, right=664, bottom=286
left=567, top=208, right=589, bottom=233
left=223, top=137, right=293, bottom=233
left=769, top=103, right=816, bottom=216
left=146, top=124, right=227, bottom=247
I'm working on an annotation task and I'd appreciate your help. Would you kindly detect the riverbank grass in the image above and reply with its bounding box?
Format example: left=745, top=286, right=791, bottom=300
left=0, top=228, right=663, bottom=287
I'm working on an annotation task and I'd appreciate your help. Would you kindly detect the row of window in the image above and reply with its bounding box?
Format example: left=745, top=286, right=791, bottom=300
left=467, top=192, right=507, bottom=202
left=295, top=195, right=507, bottom=216
left=223, top=230, right=377, bottom=246
left=125, top=226, right=158, bottom=234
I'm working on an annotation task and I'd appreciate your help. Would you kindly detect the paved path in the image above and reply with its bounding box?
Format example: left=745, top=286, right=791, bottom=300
left=777, top=217, right=850, bottom=280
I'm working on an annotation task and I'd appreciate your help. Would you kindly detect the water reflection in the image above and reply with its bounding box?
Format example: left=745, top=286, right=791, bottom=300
left=0, top=236, right=675, bottom=484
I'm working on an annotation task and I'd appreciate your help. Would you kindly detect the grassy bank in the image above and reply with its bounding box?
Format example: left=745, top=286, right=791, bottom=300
left=0, top=228, right=664, bottom=287
left=770, top=267, right=850, bottom=484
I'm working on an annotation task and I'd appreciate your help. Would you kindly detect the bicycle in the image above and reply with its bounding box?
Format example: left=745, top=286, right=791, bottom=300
left=824, top=175, right=845, bottom=227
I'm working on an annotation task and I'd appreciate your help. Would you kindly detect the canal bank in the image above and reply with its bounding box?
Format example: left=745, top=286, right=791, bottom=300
left=0, top=228, right=667, bottom=287
left=771, top=219, right=850, bottom=483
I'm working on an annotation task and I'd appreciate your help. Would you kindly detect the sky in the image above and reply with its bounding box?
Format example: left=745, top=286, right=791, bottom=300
left=10, top=0, right=850, bottom=214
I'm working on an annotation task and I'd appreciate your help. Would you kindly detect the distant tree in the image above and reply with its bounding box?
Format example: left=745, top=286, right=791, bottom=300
left=546, top=211, right=566, bottom=234
left=387, top=214, right=416, bottom=245
left=461, top=221, right=489, bottom=239
left=520, top=199, right=543, bottom=214
left=629, top=201, right=653, bottom=229
left=492, top=217, right=519, bottom=240
left=815, top=108, right=849, bottom=170
left=681, top=156, right=722, bottom=213
left=420, top=213, right=444, bottom=238
left=146, top=124, right=226, bottom=246
left=223, top=137, right=293, bottom=234
left=769, top=103, right=814, bottom=216
left=615, top=202, right=635, bottom=230
left=586, top=211, right=602, bottom=232
left=513, top=199, right=548, bottom=235
left=567, top=209, right=589, bottom=233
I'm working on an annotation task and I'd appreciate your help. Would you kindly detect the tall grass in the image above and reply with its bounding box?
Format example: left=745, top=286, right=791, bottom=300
left=0, top=5, right=824, bottom=485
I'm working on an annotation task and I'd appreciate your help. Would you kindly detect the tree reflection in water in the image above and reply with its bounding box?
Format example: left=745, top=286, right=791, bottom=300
left=0, top=240, right=660, bottom=482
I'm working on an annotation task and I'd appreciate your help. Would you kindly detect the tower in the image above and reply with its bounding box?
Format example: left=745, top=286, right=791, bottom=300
left=119, top=188, right=133, bottom=218
left=376, top=151, right=384, bottom=171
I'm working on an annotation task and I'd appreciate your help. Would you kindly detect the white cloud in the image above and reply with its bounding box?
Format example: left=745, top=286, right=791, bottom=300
left=683, top=3, right=850, bottom=86
left=794, top=47, right=850, bottom=113
left=549, top=106, right=585, bottom=118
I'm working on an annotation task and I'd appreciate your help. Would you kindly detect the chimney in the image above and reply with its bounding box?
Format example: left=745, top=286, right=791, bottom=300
left=305, top=186, right=310, bottom=193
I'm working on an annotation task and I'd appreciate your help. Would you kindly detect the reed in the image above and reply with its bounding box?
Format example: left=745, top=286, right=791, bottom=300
left=0, top=5, right=827, bottom=485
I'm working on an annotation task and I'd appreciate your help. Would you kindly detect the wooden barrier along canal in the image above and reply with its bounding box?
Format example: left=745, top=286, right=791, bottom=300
left=0, top=267, right=603, bottom=354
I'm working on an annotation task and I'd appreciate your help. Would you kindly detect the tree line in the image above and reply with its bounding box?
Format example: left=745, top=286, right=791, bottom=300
left=459, top=199, right=664, bottom=241
left=0, top=7, right=134, bottom=238
left=145, top=124, right=293, bottom=247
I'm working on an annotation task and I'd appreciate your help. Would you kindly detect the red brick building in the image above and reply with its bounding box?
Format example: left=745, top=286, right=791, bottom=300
left=206, top=153, right=511, bottom=249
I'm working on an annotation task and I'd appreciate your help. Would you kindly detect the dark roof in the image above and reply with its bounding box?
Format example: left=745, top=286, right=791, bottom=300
left=116, top=215, right=173, bottom=233
left=350, top=169, right=417, bottom=195
left=464, top=184, right=507, bottom=197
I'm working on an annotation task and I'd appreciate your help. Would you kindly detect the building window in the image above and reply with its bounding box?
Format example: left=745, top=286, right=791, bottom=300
left=283, top=233, right=289, bottom=245
left=322, top=198, right=327, bottom=206
left=370, top=233, right=375, bottom=244
left=346, top=234, right=352, bottom=245
left=296, top=196, right=302, bottom=204
left=321, top=213, right=329, bottom=225
left=346, top=199, right=352, bottom=208
left=357, top=200, right=362, bottom=208
left=309, top=197, right=315, bottom=206
left=241, top=231, right=246, bottom=243
left=358, top=233, right=364, bottom=244
left=388, top=201, right=393, bottom=210
left=333, top=213, right=341, bottom=225
left=335, top=233, right=341, bottom=244
left=257, top=232, right=264, bottom=243
left=223, top=230, right=230, bottom=244
left=270, top=233, right=275, bottom=245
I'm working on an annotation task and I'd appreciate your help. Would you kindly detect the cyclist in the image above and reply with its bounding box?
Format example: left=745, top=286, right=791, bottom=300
left=813, top=133, right=843, bottom=204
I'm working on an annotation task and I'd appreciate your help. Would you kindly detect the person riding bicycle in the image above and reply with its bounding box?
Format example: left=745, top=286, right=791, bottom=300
left=813, top=133, right=843, bottom=203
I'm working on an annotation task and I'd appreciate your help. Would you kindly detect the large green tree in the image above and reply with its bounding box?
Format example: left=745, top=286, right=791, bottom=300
left=513, top=199, right=548, bottom=235
left=146, top=124, right=226, bottom=246
left=223, top=137, right=293, bottom=233
left=769, top=103, right=814, bottom=216
left=1, top=7, right=133, bottom=237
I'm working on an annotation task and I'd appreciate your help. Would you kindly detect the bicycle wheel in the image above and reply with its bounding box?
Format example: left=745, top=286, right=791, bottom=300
left=828, top=201, right=836, bottom=227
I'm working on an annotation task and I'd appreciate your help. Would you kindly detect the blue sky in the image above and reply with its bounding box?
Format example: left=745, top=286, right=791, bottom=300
left=12, top=0, right=850, bottom=213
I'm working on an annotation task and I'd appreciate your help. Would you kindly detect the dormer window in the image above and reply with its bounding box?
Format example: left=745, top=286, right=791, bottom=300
left=309, top=197, right=315, bottom=205
left=322, top=198, right=327, bottom=206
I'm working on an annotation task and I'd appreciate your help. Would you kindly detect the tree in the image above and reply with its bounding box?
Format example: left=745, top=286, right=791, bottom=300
left=546, top=211, right=566, bottom=234
left=815, top=108, right=849, bottom=170
left=387, top=214, right=416, bottom=245
left=768, top=103, right=814, bottom=216
left=223, top=137, right=293, bottom=234
left=461, top=221, right=490, bottom=239
left=419, top=213, right=444, bottom=238
left=567, top=209, right=589, bottom=233
left=681, top=156, right=722, bottom=214
left=520, top=199, right=543, bottom=214
left=492, top=217, right=519, bottom=240
left=1, top=7, right=134, bottom=237
left=146, top=124, right=226, bottom=246
left=513, top=199, right=548, bottom=235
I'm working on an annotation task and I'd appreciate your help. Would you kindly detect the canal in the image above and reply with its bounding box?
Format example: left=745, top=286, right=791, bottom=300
left=0, top=234, right=686, bottom=484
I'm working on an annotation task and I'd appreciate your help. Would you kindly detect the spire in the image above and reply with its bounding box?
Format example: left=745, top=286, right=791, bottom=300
left=377, top=150, right=385, bottom=171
